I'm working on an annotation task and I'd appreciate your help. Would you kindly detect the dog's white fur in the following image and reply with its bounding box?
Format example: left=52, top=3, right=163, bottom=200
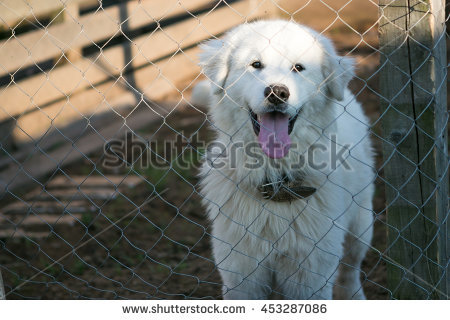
left=194, top=20, right=375, bottom=299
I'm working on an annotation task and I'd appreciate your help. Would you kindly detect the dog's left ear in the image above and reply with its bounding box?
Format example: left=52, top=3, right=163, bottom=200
left=322, top=53, right=355, bottom=101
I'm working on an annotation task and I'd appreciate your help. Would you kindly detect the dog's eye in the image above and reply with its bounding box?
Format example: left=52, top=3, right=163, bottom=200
left=251, top=61, right=263, bottom=69
left=293, top=63, right=305, bottom=72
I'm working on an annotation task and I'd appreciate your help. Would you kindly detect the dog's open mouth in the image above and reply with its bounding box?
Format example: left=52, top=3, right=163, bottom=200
left=249, top=109, right=299, bottom=159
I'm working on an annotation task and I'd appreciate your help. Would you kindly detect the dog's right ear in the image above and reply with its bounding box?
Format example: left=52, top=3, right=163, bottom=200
left=198, top=39, right=230, bottom=94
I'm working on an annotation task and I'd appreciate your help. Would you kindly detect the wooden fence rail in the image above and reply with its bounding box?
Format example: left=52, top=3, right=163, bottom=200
left=0, top=0, right=97, bottom=27
left=0, top=0, right=212, bottom=74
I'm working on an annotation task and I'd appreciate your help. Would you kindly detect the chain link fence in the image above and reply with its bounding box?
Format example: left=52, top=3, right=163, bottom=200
left=0, top=0, right=447, bottom=299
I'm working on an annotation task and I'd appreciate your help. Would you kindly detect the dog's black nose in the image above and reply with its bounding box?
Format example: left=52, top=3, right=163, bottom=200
left=264, top=84, right=290, bottom=105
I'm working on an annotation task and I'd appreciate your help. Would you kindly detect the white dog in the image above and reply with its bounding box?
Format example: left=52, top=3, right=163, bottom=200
left=193, top=20, right=374, bottom=299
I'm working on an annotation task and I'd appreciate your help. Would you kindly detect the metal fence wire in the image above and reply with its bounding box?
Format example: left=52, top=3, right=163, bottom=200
left=0, top=0, right=448, bottom=300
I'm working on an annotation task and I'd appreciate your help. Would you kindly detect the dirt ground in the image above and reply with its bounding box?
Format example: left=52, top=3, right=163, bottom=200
left=0, top=1, right=392, bottom=299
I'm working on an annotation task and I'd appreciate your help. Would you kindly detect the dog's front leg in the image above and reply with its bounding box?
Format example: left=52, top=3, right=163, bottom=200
left=212, top=239, right=272, bottom=299
left=219, top=260, right=272, bottom=300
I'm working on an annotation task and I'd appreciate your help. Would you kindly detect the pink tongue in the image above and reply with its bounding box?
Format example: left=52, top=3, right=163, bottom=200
left=258, top=112, right=291, bottom=159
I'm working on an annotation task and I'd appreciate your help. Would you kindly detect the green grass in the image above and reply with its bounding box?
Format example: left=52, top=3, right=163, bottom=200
left=70, top=259, right=86, bottom=276
left=81, top=212, right=94, bottom=226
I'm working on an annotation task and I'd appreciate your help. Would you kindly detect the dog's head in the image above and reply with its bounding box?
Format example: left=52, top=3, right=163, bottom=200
left=199, top=20, right=354, bottom=159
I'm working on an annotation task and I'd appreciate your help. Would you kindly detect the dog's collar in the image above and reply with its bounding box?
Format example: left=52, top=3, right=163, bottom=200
left=257, top=176, right=316, bottom=202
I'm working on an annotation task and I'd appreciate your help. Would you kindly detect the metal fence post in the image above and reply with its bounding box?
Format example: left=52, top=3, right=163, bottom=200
left=379, top=0, right=448, bottom=299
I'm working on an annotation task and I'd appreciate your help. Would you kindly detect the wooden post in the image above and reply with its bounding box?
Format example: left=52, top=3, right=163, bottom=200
left=63, top=2, right=82, bottom=62
left=379, top=0, right=448, bottom=299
